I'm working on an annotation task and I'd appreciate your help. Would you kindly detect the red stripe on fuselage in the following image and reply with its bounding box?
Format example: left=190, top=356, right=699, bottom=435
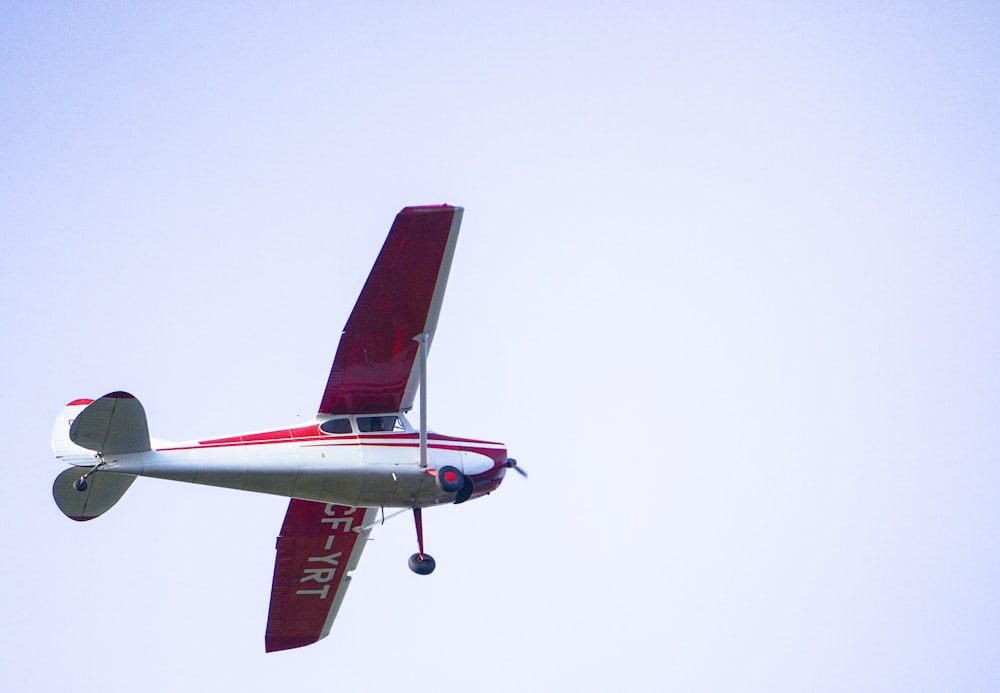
left=174, top=427, right=502, bottom=454
left=156, top=438, right=503, bottom=459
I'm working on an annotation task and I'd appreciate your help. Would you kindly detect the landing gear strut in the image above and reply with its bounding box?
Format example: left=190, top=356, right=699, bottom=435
left=408, top=507, right=435, bottom=575
left=74, top=457, right=107, bottom=493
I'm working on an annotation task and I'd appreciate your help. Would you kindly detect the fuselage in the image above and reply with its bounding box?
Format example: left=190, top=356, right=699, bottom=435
left=102, top=412, right=508, bottom=508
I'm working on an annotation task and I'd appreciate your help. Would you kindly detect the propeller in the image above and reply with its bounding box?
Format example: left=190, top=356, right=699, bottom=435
left=505, top=458, right=527, bottom=478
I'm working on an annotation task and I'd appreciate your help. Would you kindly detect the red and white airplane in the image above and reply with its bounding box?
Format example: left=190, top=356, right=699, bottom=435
left=50, top=205, right=521, bottom=652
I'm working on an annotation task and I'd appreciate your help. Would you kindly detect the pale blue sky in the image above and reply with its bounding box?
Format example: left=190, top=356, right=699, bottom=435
left=3, top=3, right=999, bottom=691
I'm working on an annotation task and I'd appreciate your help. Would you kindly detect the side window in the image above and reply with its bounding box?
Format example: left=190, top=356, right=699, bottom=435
left=320, top=418, right=353, bottom=435
left=357, top=416, right=399, bottom=433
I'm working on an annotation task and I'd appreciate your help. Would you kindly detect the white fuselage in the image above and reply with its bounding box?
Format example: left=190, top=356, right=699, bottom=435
left=102, top=425, right=501, bottom=508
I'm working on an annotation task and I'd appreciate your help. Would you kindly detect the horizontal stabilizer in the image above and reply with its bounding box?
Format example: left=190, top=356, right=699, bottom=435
left=70, top=391, right=151, bottom=455
left=53, top=466, right=135, bottom=521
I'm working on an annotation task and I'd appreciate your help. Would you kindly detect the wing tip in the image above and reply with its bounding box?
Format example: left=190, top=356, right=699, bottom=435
left=265, top=635, right=321, bottom=653
left=399, top=203, right=463, bottom=215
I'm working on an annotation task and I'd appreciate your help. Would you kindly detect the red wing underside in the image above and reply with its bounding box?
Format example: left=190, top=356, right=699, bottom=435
left=265, top=501, right=378, bottom=652
left=318, top=205, right=462, bottom=415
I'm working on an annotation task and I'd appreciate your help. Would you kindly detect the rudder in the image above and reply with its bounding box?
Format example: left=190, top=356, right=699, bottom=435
left=51, top=399, right=99, bottom=465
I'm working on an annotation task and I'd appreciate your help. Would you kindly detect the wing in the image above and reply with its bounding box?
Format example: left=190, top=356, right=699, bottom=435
left=264, top=500, right=379, bottom=652
left=318, top=205, right=463, bottom=415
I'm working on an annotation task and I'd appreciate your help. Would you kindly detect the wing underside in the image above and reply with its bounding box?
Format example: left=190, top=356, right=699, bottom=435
left=265, top=501, right=379, bottom=652
left=318, top=205, right=462, bottom=415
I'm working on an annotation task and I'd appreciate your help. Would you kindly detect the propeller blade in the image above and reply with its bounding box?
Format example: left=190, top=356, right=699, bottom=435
left=505, top=458, right=527, bottom=478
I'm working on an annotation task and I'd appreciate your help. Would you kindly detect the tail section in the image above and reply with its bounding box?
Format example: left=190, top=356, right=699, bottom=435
left=51, top=392, right=150, bottom=521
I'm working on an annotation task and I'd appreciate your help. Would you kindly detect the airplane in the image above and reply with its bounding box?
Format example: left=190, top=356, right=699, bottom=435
left=50, top=204, right=522, bottom=652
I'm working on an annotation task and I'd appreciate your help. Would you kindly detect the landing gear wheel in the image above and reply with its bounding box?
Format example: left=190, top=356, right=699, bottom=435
left=435, top=465, right=464, bottom=493
left=454, top=476, right=474, bottom=504
left=408, top=553, right=436, bottom=575
left=74, top=478, right=88, bottom=492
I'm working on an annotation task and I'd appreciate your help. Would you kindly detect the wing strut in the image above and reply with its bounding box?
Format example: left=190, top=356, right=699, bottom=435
left=414, top=332, right=429, bottom=469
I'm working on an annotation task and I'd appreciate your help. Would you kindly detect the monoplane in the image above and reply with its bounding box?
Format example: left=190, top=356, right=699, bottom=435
left=51, top=205, right=520, bottom=651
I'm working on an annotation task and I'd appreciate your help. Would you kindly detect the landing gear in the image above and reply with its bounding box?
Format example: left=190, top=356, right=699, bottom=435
left=408, top=553, right=436, bottom=575
left=73, top=457, right=106, bottom=493
left=408, top=507, right=435, bottom=575
left=454, top=476, right=474, bottom=504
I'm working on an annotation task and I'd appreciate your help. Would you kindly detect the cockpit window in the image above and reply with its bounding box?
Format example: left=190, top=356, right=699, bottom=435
left=357, top=415, right=401, bottom=433
left=319, top=418, right=353, bottom=435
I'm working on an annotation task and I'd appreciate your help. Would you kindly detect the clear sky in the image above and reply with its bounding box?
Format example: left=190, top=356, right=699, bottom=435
left=3, top=3, right=999, bottom=691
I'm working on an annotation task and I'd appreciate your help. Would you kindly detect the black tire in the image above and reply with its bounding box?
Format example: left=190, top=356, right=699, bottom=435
left=408, top=553, right=436, bottom=575
left=435, top=465, right=464, bottom=493
left=454, top=476, right=474, bottom=504
left=74, top=478, right=88, bottom=492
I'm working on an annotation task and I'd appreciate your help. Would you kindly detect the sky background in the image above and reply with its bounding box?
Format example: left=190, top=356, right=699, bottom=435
left=3, top=2, right=999, bottom=691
